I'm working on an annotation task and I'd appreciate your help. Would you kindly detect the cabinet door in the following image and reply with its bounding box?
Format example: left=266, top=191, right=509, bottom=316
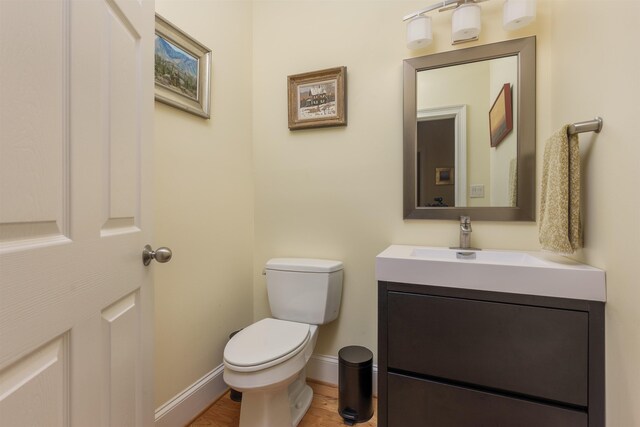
left=387, top=292, right=588, bottom=406
left=388, top=373, right=588, bottom=427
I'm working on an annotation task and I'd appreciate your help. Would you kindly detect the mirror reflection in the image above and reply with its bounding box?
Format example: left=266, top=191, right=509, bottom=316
left=416, top=55, right=518, bottom=208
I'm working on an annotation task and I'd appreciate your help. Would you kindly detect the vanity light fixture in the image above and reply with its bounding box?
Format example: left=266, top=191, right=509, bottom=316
left=407, top=15, right=433, bottom=49
left=404, top=0, right=536, bottom=48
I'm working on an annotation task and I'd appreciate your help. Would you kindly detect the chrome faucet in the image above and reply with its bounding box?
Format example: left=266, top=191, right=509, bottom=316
left=459, top=216, right=472, bottom=249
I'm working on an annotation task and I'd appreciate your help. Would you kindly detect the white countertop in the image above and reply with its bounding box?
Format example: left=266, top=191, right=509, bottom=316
left=375, top=245, right=606, bottom=302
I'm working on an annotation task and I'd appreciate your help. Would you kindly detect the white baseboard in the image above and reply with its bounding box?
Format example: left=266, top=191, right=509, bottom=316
left=307, top=353, right=378, bottom=397
left=155, top=364, right=227, bottom=427
left=154, top=352, right=378, bottom=427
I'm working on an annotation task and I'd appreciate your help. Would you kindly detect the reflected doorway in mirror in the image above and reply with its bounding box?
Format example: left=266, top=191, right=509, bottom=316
left=417, top=105, right=467, bottom=207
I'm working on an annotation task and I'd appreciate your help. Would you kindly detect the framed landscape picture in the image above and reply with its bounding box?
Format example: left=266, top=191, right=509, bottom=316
left=287, top=67, right=347, bottom=130
left=488, top=83, right=513, bottom=147
left=155, top=14, right=211, bottom=119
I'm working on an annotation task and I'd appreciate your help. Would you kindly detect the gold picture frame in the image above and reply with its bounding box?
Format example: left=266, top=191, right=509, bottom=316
left=489, top=83, right=513, bottom=147
left=435, top=167, right=454, bottom=185
left=287, top=67, right=347, bottom=130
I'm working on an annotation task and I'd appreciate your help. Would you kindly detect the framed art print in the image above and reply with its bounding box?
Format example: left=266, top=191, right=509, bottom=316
left=155, top=14, right=211, bottom=118
left=287, top=66, right=347, bottom=130
left=435, top=167, right=454, bottom=185
left=489, top=83, right=513, bottom=147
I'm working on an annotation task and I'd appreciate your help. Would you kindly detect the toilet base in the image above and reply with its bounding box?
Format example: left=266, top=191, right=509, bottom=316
left=239, top=386, right=292, bottom=427
left=238, top=369, right=313, bottom=427
left=288, top=369, right=313, bottom=427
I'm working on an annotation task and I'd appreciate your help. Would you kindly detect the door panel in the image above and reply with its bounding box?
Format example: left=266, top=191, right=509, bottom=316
left=102, top=292, right=140, bottom=426
left=104, top=0, right=140, bottom=233
left=0, top=0, right=70, bottom=247
left=0, top=336, right=69, bottom=427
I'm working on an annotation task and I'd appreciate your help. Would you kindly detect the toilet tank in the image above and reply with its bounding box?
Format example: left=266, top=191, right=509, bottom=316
left=265, top=258, right=343, bottom=325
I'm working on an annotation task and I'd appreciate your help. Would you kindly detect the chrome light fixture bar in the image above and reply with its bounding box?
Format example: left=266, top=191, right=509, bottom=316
left=404, top=0, right=536, bottom=49
left=403, top=0, right=485, bottom=22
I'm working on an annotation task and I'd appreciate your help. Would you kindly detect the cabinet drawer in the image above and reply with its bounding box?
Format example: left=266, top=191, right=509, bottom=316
left=387, top=292, right=588, bottom=406
left=388, top=373, right=588, bottom=427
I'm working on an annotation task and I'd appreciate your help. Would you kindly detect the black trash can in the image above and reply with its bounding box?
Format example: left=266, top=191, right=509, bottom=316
left=338, top=346, right=374, bottom=425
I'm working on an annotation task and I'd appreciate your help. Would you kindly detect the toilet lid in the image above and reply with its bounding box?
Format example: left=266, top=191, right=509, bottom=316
left=224, top=318, right=310, bottom=368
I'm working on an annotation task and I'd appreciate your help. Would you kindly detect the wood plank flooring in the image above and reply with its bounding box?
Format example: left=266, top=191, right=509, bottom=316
left=188, top=381, right=377, bottom=427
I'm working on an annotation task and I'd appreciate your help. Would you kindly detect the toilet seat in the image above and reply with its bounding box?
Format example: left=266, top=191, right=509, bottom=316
left=224, top=318, right=310, bottom=372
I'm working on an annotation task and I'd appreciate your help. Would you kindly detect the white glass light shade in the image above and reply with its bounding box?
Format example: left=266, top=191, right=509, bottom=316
left=451, top=4, right=481, bottom=43
left=503, top=0, right=536, bottom=30
left=407, top=15, right=433, bottom=49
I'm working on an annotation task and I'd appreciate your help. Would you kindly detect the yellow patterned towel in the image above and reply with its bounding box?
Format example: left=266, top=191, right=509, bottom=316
left=539, top=125, right=582, bottom=254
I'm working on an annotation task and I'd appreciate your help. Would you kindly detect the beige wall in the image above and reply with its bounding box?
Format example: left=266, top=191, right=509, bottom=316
left=252, top=0, right=546, bottom=363
left=550, top=2, right=640, bottom=425
left=154, top=0, right=640, bottom=424
left=253, top=1, right=639, bottom=423
left=154, top=0, right=254, bottom=407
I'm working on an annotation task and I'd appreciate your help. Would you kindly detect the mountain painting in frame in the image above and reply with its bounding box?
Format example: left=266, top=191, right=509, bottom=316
left=155, top=14, right=211, bottom=118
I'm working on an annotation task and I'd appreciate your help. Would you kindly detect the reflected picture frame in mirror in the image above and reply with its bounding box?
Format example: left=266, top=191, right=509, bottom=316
left=404, top=36, right=536, bottom=221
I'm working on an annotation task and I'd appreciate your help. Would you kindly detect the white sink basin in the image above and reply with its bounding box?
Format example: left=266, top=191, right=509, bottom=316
left=409, top=247, right=552, bottom=266
left=376, top=245, right=606, bottom=301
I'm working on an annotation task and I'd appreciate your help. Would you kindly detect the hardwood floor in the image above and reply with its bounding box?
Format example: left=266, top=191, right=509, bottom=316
left=188, top=381, right=377, bottom=427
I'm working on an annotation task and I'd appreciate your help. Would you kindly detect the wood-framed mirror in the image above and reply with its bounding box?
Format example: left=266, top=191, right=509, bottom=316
left=404, top=36, right=536, bottom=221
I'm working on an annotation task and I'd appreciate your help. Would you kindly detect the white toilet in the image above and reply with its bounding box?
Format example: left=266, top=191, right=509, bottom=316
left=223, top=258, right=343, bottom=427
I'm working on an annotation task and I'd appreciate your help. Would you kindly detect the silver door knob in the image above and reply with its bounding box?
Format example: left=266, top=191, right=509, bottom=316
left=143, top=245, right=172, bottom=266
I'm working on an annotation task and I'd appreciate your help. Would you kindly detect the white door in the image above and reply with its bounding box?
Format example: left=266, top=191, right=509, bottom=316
left=0, top=0, right=156, bottom=425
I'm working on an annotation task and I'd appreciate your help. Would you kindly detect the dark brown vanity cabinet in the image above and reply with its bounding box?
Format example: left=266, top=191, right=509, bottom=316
left=378, top=282, right=605, bottom=427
